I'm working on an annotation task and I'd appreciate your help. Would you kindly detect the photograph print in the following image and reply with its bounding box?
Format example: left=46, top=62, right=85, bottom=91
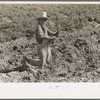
left=0, top=4, right=100, bottom=82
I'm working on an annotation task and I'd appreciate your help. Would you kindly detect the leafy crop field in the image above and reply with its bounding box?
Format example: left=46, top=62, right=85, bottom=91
left=0, top=4, right=100, bottom=82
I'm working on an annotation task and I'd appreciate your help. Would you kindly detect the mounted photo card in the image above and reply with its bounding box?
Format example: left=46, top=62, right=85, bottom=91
left=0, top=1, right=99, bottom=99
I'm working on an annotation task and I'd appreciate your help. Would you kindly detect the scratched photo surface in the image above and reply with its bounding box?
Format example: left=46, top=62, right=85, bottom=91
left=0, top=4, right=100, bottom=82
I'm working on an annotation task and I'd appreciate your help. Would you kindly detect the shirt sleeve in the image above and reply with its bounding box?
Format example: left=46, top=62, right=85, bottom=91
left=37, top=25, right=44, bottom=38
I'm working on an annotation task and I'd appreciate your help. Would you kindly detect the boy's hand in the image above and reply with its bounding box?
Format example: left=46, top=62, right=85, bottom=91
left=53, top=32, right=59, bottom=37
left=48, top=36, right=56, bottom=43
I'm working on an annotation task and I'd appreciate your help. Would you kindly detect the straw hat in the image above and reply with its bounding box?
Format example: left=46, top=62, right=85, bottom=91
left=37, top=12, right=48, bottom=20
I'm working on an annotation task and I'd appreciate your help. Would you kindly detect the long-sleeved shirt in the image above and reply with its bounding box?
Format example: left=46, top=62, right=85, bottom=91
left=35, top=24, right=53, bottom=43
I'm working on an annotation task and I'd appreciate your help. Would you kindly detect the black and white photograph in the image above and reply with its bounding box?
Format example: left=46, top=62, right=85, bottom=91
left=0, top=3, right=100, bottom=83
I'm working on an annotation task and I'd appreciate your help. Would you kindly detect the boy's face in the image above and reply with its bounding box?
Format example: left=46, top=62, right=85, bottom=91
left=38, top=18, right=47, bottom=24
